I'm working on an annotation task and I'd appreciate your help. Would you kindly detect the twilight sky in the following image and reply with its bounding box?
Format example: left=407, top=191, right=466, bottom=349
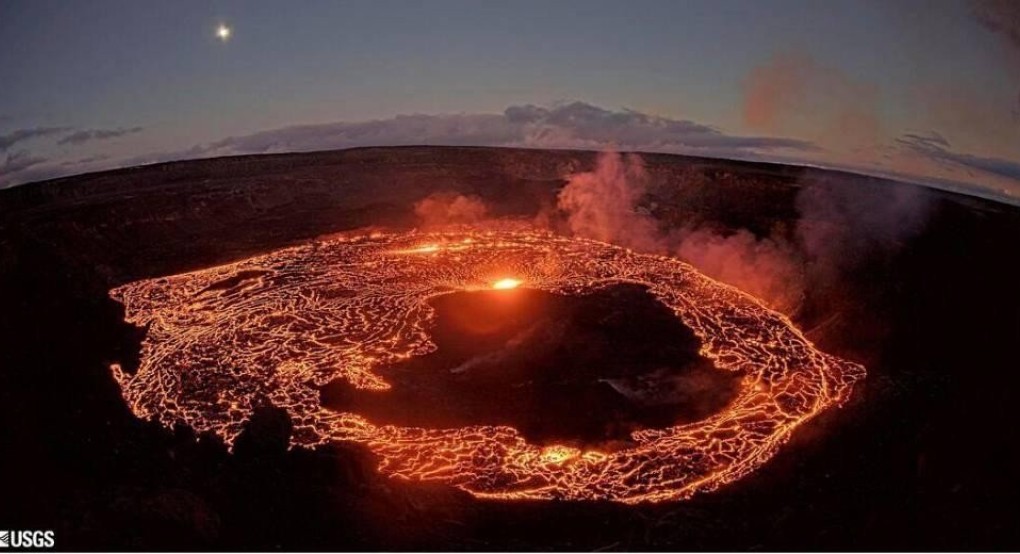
left=2, top=0, right=1019, bottom=202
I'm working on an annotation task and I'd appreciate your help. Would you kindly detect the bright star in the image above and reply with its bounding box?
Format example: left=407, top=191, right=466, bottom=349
left=216, top=24, right=231, bottom=42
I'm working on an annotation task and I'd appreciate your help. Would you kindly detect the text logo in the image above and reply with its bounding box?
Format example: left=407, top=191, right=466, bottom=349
left=0, top=531, right=55, bottom=549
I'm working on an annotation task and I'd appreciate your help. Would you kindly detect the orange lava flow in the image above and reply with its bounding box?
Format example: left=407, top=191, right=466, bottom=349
left=491, top=277, right=523, bottom=290
left=109, top=228, right=864, bottom=503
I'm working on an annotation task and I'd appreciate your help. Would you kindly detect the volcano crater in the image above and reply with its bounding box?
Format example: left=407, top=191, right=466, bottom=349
left=319, top=283, right=742, bottom=448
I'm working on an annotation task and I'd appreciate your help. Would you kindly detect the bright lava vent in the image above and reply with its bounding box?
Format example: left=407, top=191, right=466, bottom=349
left=109, top=228, right=864, bottom=503
left=492, top=277, right=523, bottom=290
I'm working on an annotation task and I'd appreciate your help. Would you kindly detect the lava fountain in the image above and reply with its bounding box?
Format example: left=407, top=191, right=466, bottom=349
left=108, top=228, right=864, bottom=503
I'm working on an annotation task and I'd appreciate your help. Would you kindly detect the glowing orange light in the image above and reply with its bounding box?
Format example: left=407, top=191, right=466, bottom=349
left=108, top=228, right=865, bottom=504
left=540, top=445, right=579, bottom=464
left=394, top=244, right=440, bottom=255
left=492, top=278, right=522, bottom=290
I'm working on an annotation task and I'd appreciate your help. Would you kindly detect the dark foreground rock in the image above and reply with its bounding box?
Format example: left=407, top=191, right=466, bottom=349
left=1, top=146, right=1019, bottom=550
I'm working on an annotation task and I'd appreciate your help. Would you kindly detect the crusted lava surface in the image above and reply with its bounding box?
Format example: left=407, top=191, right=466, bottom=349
left=2, top=146, right=1019, bottom=549
left=321, top=284, right=740, bottom=447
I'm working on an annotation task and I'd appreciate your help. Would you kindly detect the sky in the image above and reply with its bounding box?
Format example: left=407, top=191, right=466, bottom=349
left=2, top=0, right=1019, bottom=203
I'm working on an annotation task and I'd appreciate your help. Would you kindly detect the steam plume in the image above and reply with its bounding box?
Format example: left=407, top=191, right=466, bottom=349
left=674, top=228, right=804, bottom=314
left=414, top=192, right=489, bottom=228
left=555, top=151, right=932, bottom=316
left=556, top=151, right=663, bottom=253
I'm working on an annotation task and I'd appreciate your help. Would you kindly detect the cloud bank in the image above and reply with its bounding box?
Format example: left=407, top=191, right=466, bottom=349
left=1, top=102, right=815, bottom=189
left=189, top=101, right=816, bottom=161
left=1, top=151, right=48, bottom=174
left=0, top=127, right=69, bottom=152
left=57, top=126, right=143, bottom=146
left=897, top=131, right=1020, bottom=182
left=2, top=101, right=1018, bottom=204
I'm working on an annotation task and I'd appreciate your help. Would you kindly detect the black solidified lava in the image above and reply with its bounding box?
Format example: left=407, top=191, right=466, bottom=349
left=319, top=283, right=742, bottom=447
left=5, top=147, right=1019, bottom=550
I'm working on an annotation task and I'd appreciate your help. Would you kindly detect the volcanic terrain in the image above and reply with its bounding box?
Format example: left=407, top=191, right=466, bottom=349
left=1, top=146, right=1018, bottom=549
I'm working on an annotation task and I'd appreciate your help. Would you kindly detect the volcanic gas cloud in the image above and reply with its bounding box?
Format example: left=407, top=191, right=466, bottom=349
left=109, top=227, right=864, bottom=503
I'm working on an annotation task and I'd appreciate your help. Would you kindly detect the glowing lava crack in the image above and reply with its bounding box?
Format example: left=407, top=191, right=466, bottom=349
left=109, top=228, right=864, bottom=503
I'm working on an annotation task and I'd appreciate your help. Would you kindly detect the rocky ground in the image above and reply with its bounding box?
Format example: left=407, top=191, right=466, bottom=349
left=1, top=146, right=1018, bottom=550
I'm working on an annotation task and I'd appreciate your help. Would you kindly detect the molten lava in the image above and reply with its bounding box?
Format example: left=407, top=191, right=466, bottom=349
left=109, top=228, right=864, bottom=503
left=492, top=278, right=523, bottom=290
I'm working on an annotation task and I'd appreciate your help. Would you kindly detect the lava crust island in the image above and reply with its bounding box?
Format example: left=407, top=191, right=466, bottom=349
left=110, top=227, right=864, bottom=503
